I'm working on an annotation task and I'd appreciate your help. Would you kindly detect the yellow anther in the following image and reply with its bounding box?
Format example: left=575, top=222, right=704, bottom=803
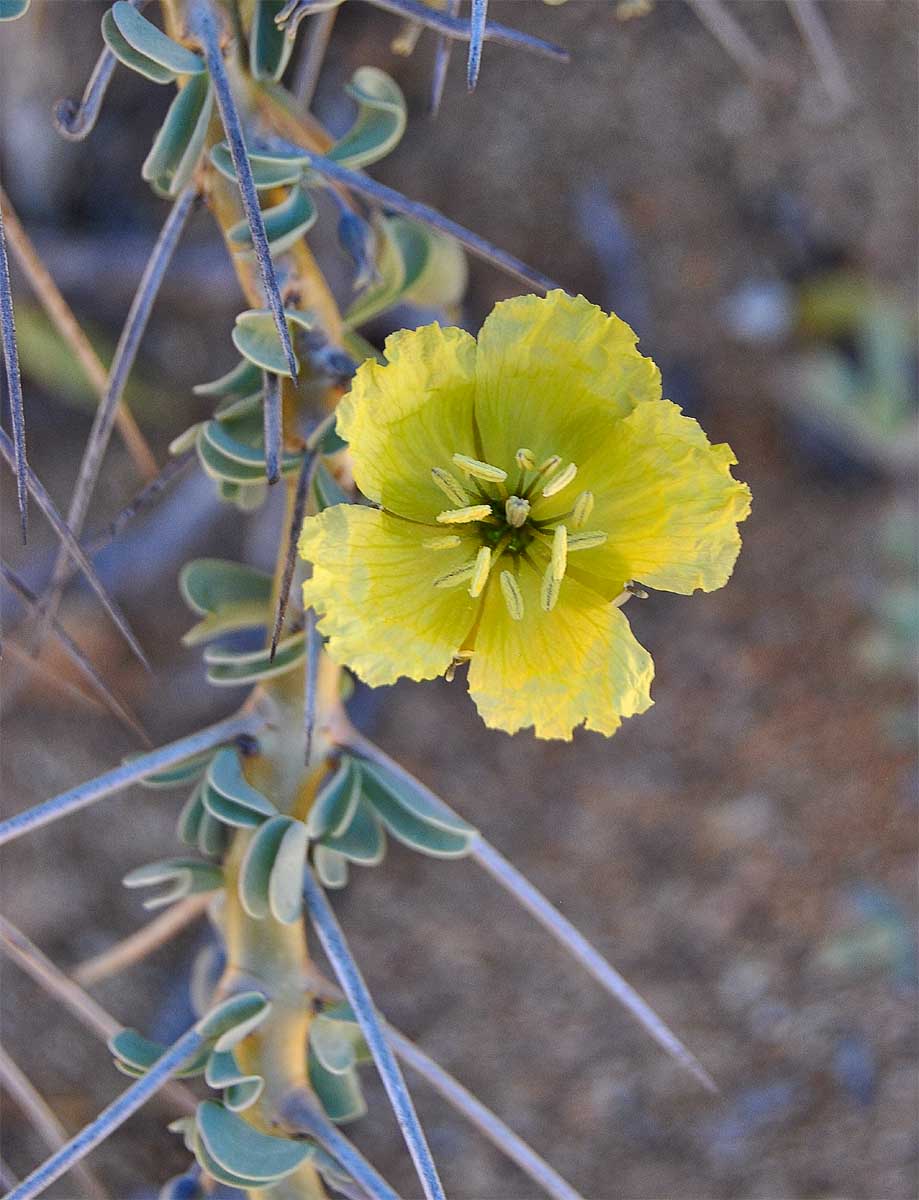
left=431, top=467, right=469, bottom=506
left=542, top=462, right=578, bottom=498
left=452, top=453, right=508, bottom=484
left=551, top=524, right=568, bottom=581
left=423, top=535, right=462, bottom=550
left=540, top=564, right=561, bottom=612
left=434, top=561, right=476, bottom=588
left=436, top=504, right=493, bottom=525
left=469, top=546, right=492, bottom=597
left=568, top=530, right=608, bottom=551
left=499, top=570, right=525, bottom=621
left=505, top=495, right=531, bottom=528
left=571, top=490, right=594, bottom=528
left=515, top=448, right=536, bottom=471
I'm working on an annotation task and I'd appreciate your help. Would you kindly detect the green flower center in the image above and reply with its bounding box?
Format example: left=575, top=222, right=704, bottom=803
left=427, top=448, right=608, bottom=621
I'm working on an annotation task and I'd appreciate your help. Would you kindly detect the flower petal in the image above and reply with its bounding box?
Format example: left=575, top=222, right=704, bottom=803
left=474, top=290, right=661, bottom=473
left=337, top=324, right=478, bottom=521
left=567, top=400, right=752, bottom=596
left=467, top=566, right=654, bottom=740
left=299, top=505, right=478, bottom=686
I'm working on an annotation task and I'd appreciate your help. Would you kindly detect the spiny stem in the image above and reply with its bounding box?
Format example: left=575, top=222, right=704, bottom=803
left=270, top=448, right=318, bottom=661
left=0, top=915, right=196, bottom=1114
left=341, top=730, right=716, bottom=1093
left=686, top=0, right=772, bottom=80
left=283, top=147, right=560, bottom=294
left=264, top=370, right=283, bottom=485
left=280, top=1090, right=401, bottom=1200
left=0, top=561, right=150, bottom=745
left=72, top=893, right=211, bottom=987
left=37, top=185, right=196, bottom=646
left=302, top=867, right=447, bottom=1200
left=0, top=1045, right=110, bottom=1200
left=0, top=186, right=157, bottom=480
left=4, top=1026, right=205, bottom=1200
left=357, top=0, right=568, bottom=63
left=429, top=0, right=460, bottom=117
left=292, top=3, right=338, bottom=107
left=0, top=428, right=149, bottom=670
left=0, top=198, right=29, bottom=542
left=0, top=710, right=262, bottom=847
left=193, top=0, right=299, bottom=381
left=466, top=0, right=488, bottom=90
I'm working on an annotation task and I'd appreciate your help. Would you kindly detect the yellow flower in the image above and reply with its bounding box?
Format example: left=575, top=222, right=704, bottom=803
left=299, top=291, right=751, bottom=740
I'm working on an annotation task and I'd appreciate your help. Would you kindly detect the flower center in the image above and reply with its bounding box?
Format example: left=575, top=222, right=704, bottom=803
left=428, top=448, right=608, bottom=621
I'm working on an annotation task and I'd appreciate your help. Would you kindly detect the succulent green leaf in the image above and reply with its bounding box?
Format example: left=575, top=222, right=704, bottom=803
left=197, top=992, right=271, bottom=1050
left=202, top=784, right=268, bottom=829
left=249, top=0, right=295, bottom=81
left=193, top=358, right=263, bottom=398
left=359, top=763, right=476, bottom=857
left=0, top=0, right=30, bottom=19
left=182, top=603, right=271, bottom=647
left=197, top=808, right=228, bottom=858
left=133, top=748, right=214, bottom=789
left=101, top=8, right=177, bottom=83
left=168, top=1116, right=198, bottom=1154
left=231, top=308, right=312, bottom=376
left=395, top=219, right=468, bottom=310
left=110, top=2, right=205, bottom=73
left=306, top=759, right=361, bottom=838
left=224, top=1077, right=264, bottom=1111
left=308, top=1048, right=367, bottom=1124
left=170, top=422, right=202, bottom=456
left=196, top=1100, right=312, bottom=1180
left=312, top=844, right=349, bottom=889
left=210, top=142, right=308, bottom=190
left=268, top=818, right=309, bottom=923
left=207, top=747, right=276, bottom=812
left=205, top=1048, right=251, bottom=1089
left=312, top=462, right=350, bottom=510
left=239, top=814, right=296, bottom=919
left=180, top=559, right=273, bottom=617
left=228, top=185, right=317, bottom=257
left=142, top=74, right=214, bottom=197
left=319, top=795, right=386, bottom=865
left=310, top=1016, right=356, bottom=1075
left=122, top=857, right=223, bottom=909
left=177, top=783, right=206, bottom=846
left=196, top=426, right=270, bottom=484
left=214, top=391, right=262, bottom=422
left=343, top=218, right=406, bottom=330
left=110, top=1029, right=209, bottom=1078
left=329, top=67, right=407, bottom=171
left=204, top=630, right=306, bottom=686
left=201, top=417, right=304, bottom=472
left=193, top=1130, right=271, bottom=1189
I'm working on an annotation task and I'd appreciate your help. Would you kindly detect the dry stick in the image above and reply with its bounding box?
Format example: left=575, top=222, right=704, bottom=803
left=343, top=731, right=716, bottom=1093
left=0, top=1045, right=110, bottom=1200
left=0, top=640, right=117, bottom=721
left=73, top=893, right=212, bottom=987
left=686, top=0, right=772, bottom=81
left=38, top=186, right=196, bottom=646
left=359, top=0, right=568, bottom=63
left=428, top=0, right=460, bottom=117
left=292, top=4, right=338, bottom=108
left=4, top=1026, right=205, bottom=1200
left=0, top=916, right=196, bottom=1116
left=0, top=188, right=157, bottom=481
left=0, top=428, right=149, bottom=670
left=786, top=0, right=854, bottom=110
left=0, top=561, right=151, bottom=745
left=0, top=197, right=29, bottom=542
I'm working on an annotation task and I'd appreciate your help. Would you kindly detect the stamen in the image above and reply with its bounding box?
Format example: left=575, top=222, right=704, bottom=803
left=434, top=561, right=476, bottom=588
left=499, top=570, right=525, bottom=621
left=505, top=495, right=531, bottom=528
left=540, top=564, right=561, bottom=612
left=423, top=535, right=462, bottom=550
left=452, top=453, right=508, bottom=484
left=542, top=462, right=578, bottom=498
left=568, top=530, right=608, bottom=551
left=444, top=650, right=472, bottom=683
left=537, top=454, right=561, bottom=473
left=551, top=524, right=568, bottom=581
left=469, top=546, right=492, bottom=597
left=431, top=467, right=470, bottom=506
left=625, top=581, right=649, bottom=599
left=571, top=490, right=594, bottom=528
left=436, top=504, right=493, bottom=525
left=515, top=448, right=536, bottom=471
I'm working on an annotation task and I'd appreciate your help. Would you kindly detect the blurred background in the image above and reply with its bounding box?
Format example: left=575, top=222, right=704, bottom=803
left=1, top=1, right=917, bottom=1197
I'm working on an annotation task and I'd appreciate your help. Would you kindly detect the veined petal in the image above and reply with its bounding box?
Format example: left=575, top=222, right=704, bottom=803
left=336, top=324, right=478, bottom=522
left=467, top=567, right=654, bottom=740
left=299, top=506, right=478, bottom=685
left=570, top=400, right=752, bottom=596
left=474, top=290, right=661, bottom=473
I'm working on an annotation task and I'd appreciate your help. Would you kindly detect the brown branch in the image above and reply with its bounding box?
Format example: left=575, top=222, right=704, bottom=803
left=73, top=894, right=211, bottom=987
